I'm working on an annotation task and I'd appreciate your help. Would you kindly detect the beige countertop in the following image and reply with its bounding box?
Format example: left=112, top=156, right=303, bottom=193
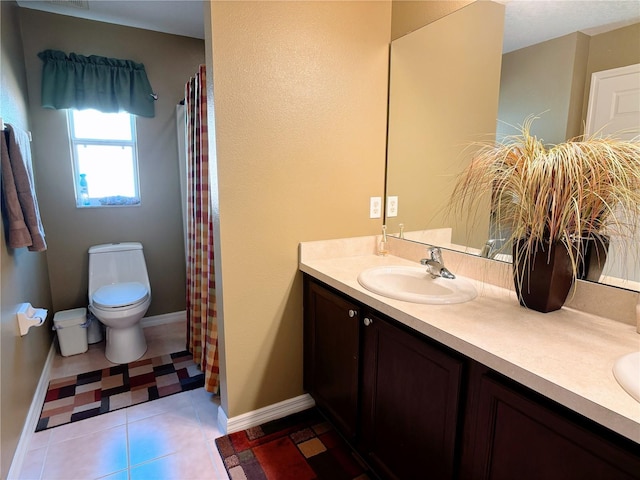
left=299, top=236, right=640, bottom=443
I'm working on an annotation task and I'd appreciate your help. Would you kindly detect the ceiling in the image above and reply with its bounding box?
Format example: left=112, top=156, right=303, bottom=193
left=15, top=0, right=640, bottom=52
left=502, top=0, right=640, bottom=52
left=15, top=0, right=207, bottom=39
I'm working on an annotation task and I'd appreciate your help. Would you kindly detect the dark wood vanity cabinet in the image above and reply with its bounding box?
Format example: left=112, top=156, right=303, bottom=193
left=302, top=275, right=640, bottom=480
left=303, top=278, right=361, bottom=439
left=460, top=364, right=640, bottom=480
left=360, top=311, right=465, bottom=480
left=304, top=276, right=465, bottom=478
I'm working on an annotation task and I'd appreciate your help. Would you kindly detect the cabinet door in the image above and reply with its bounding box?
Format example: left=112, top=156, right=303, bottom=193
left=360, top=314, right=464, bottom=480
left=304, top=278, right=360, bottom=439
left=464, top=371, right=640, bottom=480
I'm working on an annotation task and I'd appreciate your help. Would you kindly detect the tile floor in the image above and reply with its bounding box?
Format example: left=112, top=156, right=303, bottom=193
left=17, top=321, right=229, bottom=480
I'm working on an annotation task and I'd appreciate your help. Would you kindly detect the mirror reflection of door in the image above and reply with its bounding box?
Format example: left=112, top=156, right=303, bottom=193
left=586, top=64, right=640, bottom=140
left=585, top=63, right=640, bottom=287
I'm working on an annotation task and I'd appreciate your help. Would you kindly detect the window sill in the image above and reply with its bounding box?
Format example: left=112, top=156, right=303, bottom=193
left=77, top=196, right=141, bottom=208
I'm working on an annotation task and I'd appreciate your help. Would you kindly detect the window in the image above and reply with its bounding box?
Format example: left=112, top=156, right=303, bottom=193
left=68, top=109, right=141, bottom=207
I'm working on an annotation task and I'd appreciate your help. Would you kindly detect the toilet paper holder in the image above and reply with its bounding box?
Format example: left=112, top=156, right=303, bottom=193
left=16, top=302, right=48, bottom=336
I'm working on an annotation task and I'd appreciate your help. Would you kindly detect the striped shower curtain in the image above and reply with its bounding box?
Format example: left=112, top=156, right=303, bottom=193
left=185, top=64, right=219, bottom=393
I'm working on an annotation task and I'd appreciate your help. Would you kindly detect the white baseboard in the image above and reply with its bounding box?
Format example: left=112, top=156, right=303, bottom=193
left=142, top=310, right=186, bottom=328
left=7, top=341, right=57, bottom=480
left=217, top=393, right=316, bottom=435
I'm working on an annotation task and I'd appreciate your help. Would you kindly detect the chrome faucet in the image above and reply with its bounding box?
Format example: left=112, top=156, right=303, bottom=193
left=480, top=238, right=506, bottom=259
left=420, top=247, right=455, bottom=279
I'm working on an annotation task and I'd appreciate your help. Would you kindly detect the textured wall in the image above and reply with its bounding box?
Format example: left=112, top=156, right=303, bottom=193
left=208, top=1, right=391, bottom=417
left=390, top=0, right=474, bottom=40
left=0, top=2, right=53, bottom=477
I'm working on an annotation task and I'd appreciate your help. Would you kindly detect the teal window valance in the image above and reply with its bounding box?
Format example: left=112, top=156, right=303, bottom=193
left=38, top=49, right=156, bottom=118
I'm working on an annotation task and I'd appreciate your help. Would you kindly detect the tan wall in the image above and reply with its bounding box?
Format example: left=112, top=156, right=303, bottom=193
left=0, top=2, right=53, bottom=477
left=19, top=9, right=205, bottom=315
left=582, top=23, right=640, bottom=123
left=385, top=1, right=505, bottom=249
left=498, top=32, right=590, bottom=144
left=391, top=0, right=474, bottom=40
left=208, top=1, right=391, bottom=417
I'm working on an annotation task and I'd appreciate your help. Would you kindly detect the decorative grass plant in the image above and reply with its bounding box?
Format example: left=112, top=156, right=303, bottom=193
left=450, top=117, right=640, bottom=311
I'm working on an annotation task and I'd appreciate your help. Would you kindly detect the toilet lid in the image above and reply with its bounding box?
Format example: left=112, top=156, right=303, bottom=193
left=92, top=282, right=149, bottom=308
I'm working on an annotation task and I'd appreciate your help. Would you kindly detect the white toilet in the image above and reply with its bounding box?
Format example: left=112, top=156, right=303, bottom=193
left=88, top=242, right=151, bottom=364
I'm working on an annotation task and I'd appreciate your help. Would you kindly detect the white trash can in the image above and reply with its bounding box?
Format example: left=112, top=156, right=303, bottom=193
left=53, top=308, right=89, bottom=357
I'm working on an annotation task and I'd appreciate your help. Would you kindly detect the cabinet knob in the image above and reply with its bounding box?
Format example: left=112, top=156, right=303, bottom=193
left=348, top=309, right=358, bottom=318
left=363, top=317, right=373, bottom=326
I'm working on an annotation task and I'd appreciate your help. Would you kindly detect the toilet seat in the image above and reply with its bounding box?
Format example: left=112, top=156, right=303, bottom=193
left=92, top=282, right=149, bottom=309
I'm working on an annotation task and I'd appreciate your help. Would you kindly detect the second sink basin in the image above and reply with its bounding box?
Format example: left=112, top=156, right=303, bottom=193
left=613, top=351, right=640, bottom=403
left=357, top=265, right=477, bottom=305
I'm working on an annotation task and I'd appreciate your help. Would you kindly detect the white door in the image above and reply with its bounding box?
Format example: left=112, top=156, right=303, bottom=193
left=586, top=63, right=640, bottom=139
left=585, top=63, right=640, bottom=288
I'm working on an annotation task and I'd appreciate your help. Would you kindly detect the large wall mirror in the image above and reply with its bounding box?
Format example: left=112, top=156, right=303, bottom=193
left=385, top=0, right=640, bottom=292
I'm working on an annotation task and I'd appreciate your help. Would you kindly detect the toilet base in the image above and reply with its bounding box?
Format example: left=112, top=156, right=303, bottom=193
left=105, top=323, right=147, bottom=364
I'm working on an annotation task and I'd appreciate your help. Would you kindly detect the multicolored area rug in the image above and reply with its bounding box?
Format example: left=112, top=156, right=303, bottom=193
left=36, top=350, right=204, bottom=432
left=215, top=408, right=372, bottom=480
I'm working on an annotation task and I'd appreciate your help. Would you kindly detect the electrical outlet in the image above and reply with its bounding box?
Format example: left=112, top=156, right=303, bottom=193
left=370, top=196, right=382, bottom=219
left=387, top=196, right=398, bottom=217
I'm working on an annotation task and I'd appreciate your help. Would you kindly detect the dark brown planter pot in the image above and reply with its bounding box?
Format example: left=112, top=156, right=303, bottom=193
left=513, top=239, right=574, bottom=313
left=576, top=234, right=610, bottom=282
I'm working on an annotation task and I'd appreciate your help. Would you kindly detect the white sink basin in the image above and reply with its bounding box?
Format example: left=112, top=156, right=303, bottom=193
left=613, top=351, right=640, bottom=403
left=357, top=266, right=477, bottom=305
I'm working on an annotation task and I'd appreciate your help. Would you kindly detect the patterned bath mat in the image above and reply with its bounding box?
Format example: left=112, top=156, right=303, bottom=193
left=215, top=408, right=371, bottom=480
left=36, top=350, right=204, bottom=432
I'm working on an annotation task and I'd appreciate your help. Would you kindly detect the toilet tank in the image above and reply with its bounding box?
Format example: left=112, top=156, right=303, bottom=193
left=88, top=242, right=151, bottom=298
